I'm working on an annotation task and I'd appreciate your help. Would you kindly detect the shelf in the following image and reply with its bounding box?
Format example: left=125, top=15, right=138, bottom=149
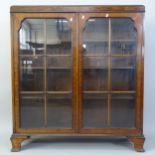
left=21, top=96, right=44, bottom=99
left=20, top=91, right=72, bottom=94
left=111, top=91, right=136, bottom=94
left=21, top=67, right=44, bottom=70
left=111, top=54, right=136, bottom=57
left=47, top=91, right=72, bottom=94
left=83, top=90, right=135, bottom=94
left=47, top=67, right=71, bottom=70
left=20, top=54, right=44, bottom=57
left=84, top=54, right=136, bottom=57
left=20, top=91, right=72, bottom=100
left=21, top=67, right=72, bottom=70
left=84, top=39, right=136, bottom=43
left=26, top=41, right=71, bottom=48
left=20, top=53, right=135, bottom=58
left=84, top=67, right=135, bottom=69
left=83, top=91, right=135, bottom=100
left=46, top=54, right=71, bottom=57
left=84, top=91, right=108, bottom=94
left=20, top=91, right=44, bottom=94
left=84, top=96, right=134, bottom=100
left=111, top=39, right=136, bottom=42
left=21, top=67, right=135, bottom=70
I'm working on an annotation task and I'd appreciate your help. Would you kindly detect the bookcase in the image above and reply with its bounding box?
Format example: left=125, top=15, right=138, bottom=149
left=10, top=5, right=145, bottom=152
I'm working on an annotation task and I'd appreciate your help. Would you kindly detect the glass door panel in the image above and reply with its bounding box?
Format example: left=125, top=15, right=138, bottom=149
left=19, top=17, right=73, bottom=129
left=81, top=16, right=137, bottom=130
left=82, top=18, right=109, bottom=128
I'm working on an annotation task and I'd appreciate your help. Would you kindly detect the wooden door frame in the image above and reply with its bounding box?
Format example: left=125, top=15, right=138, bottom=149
left=11, top=13, right=79, bottom=134
left=77, top=12, right=144, bottom=135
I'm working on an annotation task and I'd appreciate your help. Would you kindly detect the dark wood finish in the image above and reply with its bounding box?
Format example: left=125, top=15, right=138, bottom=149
left=10, top=135, right=29, bottom=152
left=11, top=5, right=145, bottom=152
left=10, top=5, right=145, bottom=13
left=128, top=136, right=145, bottom=152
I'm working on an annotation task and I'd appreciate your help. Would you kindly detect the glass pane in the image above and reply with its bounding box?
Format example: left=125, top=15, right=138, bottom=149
left=47, top=70, right=72, bottom=91
left=20, top=94, right=44, bottom=128
left=111, top=56, right=136, bottom=69
left=111, top=56, right=136, bottom=91
left=20, top=56, right=44, bottom=68
left=110, top=94, right=135, bottom=128
left=46, top=19, right=72, bottom=128
left=111, top=70, right=136, bottom=91
left=47, top=94, right=72, bottom=128
left=19, top=19, right=44, bottom=91
left=82, top=18, right=108, bottom=128
left=47, top=56, right=71, bottom=68
left=19, top=19, right=44, bottom=55
left=111, top=18, right=137, bottom=55
left=84, top=69, right=108, bottom=91
left=83, top=93, right=108, bottom=128
left=84, top=57, right=108, bottom=69
left=83, top=18, right=108, bottom=56
left=20, top=69, right=44, bottom=91
left=46, top=19, right=71, bottom=55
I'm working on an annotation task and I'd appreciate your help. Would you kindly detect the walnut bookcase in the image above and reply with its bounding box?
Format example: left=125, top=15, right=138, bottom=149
left=10, top=5, right=145, bottom=152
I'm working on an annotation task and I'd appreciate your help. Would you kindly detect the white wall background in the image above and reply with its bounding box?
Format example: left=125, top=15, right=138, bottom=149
left=0, top=0, right=155, bottom=154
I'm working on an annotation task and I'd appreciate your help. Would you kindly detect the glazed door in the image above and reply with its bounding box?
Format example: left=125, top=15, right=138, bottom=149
left=16, top=13, right=77, bottom=133
left=79, top=13, right=141, bottom=133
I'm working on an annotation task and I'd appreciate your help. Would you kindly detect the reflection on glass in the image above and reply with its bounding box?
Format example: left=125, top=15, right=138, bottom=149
left=19, top=19, right=44, bottom=91
left=111, top=18, right=137, bottom=54
left=19, top=19, right=44, bottom=55
left=83, top=18, right=108, bottom=56
left=47, top=19, right=72, bottom=55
